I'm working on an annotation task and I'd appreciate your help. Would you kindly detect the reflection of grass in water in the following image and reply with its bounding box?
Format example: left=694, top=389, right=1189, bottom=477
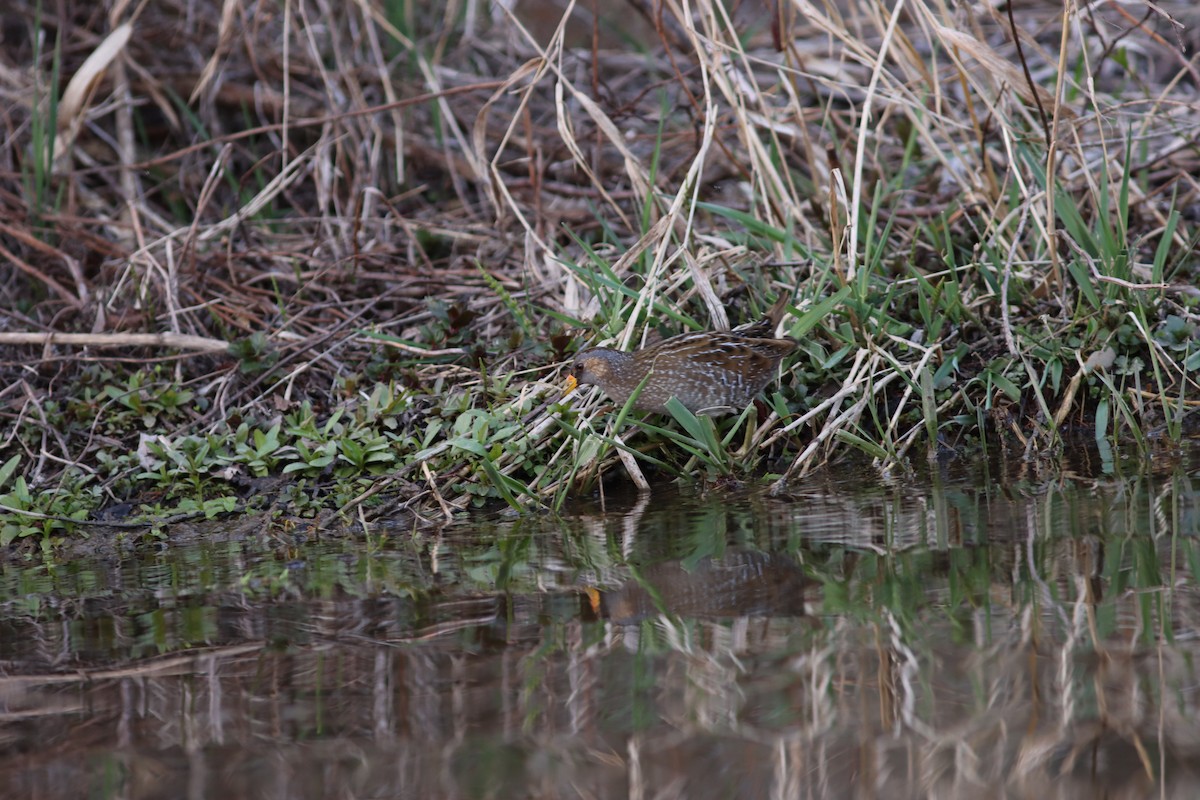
left=3, top=468, right=1199, bottom=794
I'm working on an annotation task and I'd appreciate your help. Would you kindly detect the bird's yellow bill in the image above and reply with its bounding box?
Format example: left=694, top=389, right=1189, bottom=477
left=584, top=586, right=601, bottom=615
left=563, top=374, right=578, bottom=397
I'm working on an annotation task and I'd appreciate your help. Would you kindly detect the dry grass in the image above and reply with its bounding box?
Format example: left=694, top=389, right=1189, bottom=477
left=1, top=0, right=1199, bottom=532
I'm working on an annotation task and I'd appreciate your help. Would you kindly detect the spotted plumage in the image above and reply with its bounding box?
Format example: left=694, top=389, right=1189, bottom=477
left=570, top=295, right=797, bottom=415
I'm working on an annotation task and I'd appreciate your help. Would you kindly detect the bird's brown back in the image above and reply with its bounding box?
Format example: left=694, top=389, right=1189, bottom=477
left=569, top=293, right=797, bottom=414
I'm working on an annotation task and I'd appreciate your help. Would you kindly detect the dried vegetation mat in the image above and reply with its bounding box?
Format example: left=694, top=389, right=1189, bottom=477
left=0, top=0, right=1198, bottom=547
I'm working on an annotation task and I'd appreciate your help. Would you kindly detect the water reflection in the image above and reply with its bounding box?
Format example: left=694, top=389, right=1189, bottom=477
left=2, top=453, right=1200, bottom=798
left=593, top=551, right=809, bottom=622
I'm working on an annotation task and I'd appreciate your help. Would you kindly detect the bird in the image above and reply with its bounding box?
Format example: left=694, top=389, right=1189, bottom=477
left=567, top=295, right=796, bottom=415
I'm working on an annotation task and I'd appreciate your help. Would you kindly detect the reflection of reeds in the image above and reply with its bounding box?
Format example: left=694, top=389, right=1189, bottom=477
left=6, top=588, right=1198, bottom=796
left=6, top=470, right=1200, bottom=794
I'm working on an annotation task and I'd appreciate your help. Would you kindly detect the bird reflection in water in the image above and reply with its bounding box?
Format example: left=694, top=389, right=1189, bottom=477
left=587, top=551, right=808, bottom=624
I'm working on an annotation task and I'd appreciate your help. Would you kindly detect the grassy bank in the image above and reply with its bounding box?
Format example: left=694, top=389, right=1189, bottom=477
left=1, top=0, right=1198, bottom=550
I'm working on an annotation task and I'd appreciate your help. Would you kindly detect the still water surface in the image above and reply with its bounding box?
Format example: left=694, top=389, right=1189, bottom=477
left=3, top=450, right=1200, bottom=798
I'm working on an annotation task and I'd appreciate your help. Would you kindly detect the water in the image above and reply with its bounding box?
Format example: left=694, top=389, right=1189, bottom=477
left=4, top=449, right=1200, bottom=798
